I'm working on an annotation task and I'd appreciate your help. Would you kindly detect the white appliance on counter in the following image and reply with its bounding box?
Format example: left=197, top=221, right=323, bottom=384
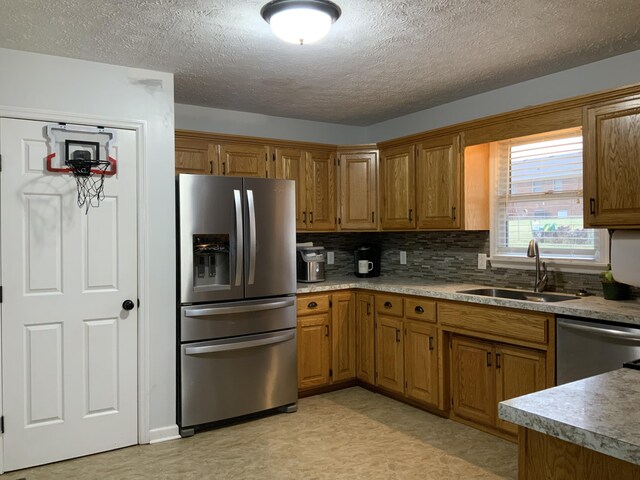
left=176, top=174, right=298, bottom=437
left=611, top=230, right=640, bottom=287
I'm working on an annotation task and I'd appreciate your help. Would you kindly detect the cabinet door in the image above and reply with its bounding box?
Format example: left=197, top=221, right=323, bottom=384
left=218, top=144, right=269, bottom=178
left=331, top=292, right=356, bottom=383
left=275, top=147, right=307, bottom=230
left=380, top=144, right=416, bottom=229
left=376, top=315, right=404, bottom=393
left=355, top=293, right=375, bottom=384
left=405, top=320, right=439, bottom=406
left=175, top=137, right=215, bottom=175
left=495, top=344, right=546, bottom=435
left=416, top=135, right=461, bottom=229
left=338, top=152, right=378, bottom=230
left=297, top=314, right=331, bottom=390
left=451, top=336, right=495, bottom=427
left=306, top=150, right=336, bottom=230
left=584, top=97, right=640, bottom=227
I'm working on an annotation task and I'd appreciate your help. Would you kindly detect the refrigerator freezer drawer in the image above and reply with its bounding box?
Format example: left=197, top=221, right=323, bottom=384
left=179, top=329, right=297, bottom=428
left=180, top=296, right=296, bottom=342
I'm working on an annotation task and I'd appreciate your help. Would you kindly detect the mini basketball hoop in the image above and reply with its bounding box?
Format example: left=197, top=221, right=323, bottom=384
left=45, top=123, right=118, bottom=213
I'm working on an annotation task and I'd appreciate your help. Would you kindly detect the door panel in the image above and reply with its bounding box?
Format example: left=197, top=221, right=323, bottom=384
left=275, top=147, right=307, bottom=229
left=451, top=336, right=495, bottom=427
left=375, top=315, right=404, bottom=393
left=243, top=178, right=296, bottom=299
left=331, top=292, right=355, bottom=382
left=339, top=152, right=377, bottom=230
left=416, top=136, right=461, bottom=229
left=405, top=321, right=438, bottom=406
left=356, top=293, right=375, bottom=384
left=380, top=145, right=415, bottom=229
left=297, top=314, right=330, bottom=389
left=175, top=137, right=214, bottom=175
left=218, top=143, right=268, bottom=178
left=1, top=118, right=138, bottom=470
left=306, top=150, right=335, bottom=230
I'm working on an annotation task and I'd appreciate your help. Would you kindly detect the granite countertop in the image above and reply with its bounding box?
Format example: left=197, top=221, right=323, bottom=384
left=498, top=368, right=640, bottom=465
left=296, top=277, right=640, bottom=326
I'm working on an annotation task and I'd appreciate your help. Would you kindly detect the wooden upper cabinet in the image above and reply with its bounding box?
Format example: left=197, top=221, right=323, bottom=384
left=584, top=96, right=640, bottom=227
left=380, top=144, right=416, bottom=229
left=338, top=151, right=378, bottom=230
left=416, top=135, right=461, bottom=229
left=495, top=344, right=546, bottom=435
left=175, top=137, right=215, bottom=175
left=306, top=150, right=336, bottom=230
left=275, top=147, right=307, bottom=229
left=331, top=292, right=356, bottom=383
left=217, top=143, right=269, bottom=178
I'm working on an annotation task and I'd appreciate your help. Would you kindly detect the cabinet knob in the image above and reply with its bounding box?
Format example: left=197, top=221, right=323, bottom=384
left=415, top=306, right=424, bottom=314
left=384, top=301, right=392, bottom=309
left=308, top=301, right=318, bottom=309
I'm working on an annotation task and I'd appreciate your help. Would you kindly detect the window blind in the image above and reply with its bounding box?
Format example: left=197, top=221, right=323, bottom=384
left=495, top=128, right=602, bottom=260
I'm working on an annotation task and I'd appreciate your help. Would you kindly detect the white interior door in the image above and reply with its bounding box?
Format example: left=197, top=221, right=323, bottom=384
left=0, top=118, right=138, bottom=471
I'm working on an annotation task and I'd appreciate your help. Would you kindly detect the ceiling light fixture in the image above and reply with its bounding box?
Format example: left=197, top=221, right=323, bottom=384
left=261, top=0, right=341, bottom=45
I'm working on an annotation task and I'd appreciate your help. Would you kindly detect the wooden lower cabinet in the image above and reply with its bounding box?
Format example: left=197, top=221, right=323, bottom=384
left=451, top=334, right=547, bottom=434
left=297, top=292, right=356, bottom=391
left=297, top=313, right=330, bottom=389
left=355, top=293, right=375, bottom=384
left=331, top=292, right=356, bottom=382
left=495, top=345, right=546, bottom=434
left=404, top=320, right=439, bottom=406
left=375, top=315, right=404, bottom=393
left=451, top=336, right=495, bottom=427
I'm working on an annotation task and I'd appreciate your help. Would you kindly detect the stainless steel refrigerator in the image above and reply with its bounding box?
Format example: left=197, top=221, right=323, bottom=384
left=176, top=174, right=297, bottom=436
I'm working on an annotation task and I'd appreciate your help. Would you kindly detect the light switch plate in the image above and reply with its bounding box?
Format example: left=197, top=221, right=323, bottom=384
left=478, top=253, right=487, bottom=270
left=400, top=251, right=407, bottom=265
left=327, top=251, right=334, bottom=265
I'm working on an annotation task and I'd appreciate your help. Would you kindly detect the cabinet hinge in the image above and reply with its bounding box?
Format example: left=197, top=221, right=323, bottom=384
left=451, top=397, right=454, bottom=407
left=329, top=300, right=333, bottom=308
left=338, top=218, right=341, bottom=225
left=272, top=153, right=276, bottom=161
left=449, top=340, right=452, bottom=349
left=405, top=381, right=408, bottom=388
left=1, top=415, right=4, bottom=433
left=0, top=286, right=3, bottom=303
left=337, top=158, right=340, bottom=166
left=329, top=368, right=333, bottom=378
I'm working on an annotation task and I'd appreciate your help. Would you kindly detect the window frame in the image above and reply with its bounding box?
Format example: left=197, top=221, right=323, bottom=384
left=489, top=130, right=609, bottom=274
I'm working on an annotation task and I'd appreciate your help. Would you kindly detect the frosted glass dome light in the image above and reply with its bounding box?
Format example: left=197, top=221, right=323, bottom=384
left=261, top=0, right=341, bottom=45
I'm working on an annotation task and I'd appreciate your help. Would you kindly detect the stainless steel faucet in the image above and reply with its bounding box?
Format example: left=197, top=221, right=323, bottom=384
left=527, top=239, right=548, bottom=293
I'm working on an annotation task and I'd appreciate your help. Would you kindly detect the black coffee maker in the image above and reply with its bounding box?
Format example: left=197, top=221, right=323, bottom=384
left=354, top=245, right=381, bottom=278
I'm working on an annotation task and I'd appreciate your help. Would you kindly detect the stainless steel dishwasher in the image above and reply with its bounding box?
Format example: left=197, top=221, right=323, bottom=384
left=556, top=316, right=640, bottom=385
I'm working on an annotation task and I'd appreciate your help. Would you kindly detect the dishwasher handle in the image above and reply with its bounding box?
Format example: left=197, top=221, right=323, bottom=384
left=185, top=331, right=295, bottom=355
left=560, top=321, right=640, bottom=343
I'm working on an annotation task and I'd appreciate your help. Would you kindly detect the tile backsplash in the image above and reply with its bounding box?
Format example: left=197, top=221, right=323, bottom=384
left=297, top=231, right=637, bottom=298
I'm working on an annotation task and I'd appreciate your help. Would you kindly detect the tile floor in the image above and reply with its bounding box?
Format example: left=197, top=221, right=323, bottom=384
left=3, top=387, right=517, bottom=479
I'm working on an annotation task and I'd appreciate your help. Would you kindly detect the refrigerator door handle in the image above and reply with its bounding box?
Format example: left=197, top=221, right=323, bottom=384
left=184, top=298, right=295, bottom=317
left=234, top=189, right=243, bottom=287
left=184, top=331, right=295, bottom=355
left=247, top=189, right=257, bottom=285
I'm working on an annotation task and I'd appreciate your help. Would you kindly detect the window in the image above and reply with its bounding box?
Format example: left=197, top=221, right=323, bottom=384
left=491, top=127, right=608, bottom=270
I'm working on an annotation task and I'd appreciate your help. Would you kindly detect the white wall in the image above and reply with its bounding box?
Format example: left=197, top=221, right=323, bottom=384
left=366, top=49, right=640, bottom=142
left=175, top=103, right=368, bottom=145
left=0, top=48, right=176, bottom=437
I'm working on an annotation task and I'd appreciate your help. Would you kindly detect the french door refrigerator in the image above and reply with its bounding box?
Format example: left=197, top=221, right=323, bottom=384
left=176, top=174, right=297, bottom=436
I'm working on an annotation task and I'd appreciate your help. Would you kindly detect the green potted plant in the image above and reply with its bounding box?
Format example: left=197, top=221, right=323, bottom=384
left=600, top=267, right=631, bottom=300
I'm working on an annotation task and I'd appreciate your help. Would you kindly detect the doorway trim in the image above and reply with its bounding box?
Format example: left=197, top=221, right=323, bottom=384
left=0, top=105, right=151, bottom=470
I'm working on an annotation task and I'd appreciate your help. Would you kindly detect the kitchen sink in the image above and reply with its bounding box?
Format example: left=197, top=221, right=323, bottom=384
left=457, top=288, right=579, bottom=303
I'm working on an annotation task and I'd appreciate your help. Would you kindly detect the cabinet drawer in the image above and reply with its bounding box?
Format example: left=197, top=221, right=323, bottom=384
left=405, top=298, right=437, bottom=323
left=439, top=303, right=549, bottom=345
left=375, top=295, right=403, bottom=317
left=297, top=294, right=330, bottom=315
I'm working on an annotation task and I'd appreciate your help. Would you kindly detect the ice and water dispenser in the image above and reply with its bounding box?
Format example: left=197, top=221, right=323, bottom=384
left=192, top=234, right=230, bottom=290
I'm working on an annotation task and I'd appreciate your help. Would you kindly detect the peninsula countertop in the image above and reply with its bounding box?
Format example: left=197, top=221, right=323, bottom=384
left=498, top=368, right=640, bottom=465
left=296, top=277, right=640, bottom=326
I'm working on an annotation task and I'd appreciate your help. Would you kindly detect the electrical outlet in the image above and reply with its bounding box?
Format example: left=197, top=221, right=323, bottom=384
left=478, top=253, right=487, bottom=270
left=327, top=251, right=334, bottom=265
left=400, top=251, right=407, bottom=265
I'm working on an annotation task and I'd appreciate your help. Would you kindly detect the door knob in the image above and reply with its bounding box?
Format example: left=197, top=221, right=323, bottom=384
left=122, top=300, right=135, bottom=311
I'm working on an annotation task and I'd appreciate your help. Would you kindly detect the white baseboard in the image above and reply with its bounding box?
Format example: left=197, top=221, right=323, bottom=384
left=148, top=425, right=181, bottom=444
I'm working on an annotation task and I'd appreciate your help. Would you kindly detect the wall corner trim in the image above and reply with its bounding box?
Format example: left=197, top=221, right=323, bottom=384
left=148, top=425, right=181, bottom=444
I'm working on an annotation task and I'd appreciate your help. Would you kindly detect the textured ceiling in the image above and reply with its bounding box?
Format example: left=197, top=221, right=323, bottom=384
left=2, top=0, right=640, bottom=125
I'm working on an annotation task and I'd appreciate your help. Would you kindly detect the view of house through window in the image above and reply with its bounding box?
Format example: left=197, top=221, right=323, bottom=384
left=492, top=127, right=607, bottom=265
